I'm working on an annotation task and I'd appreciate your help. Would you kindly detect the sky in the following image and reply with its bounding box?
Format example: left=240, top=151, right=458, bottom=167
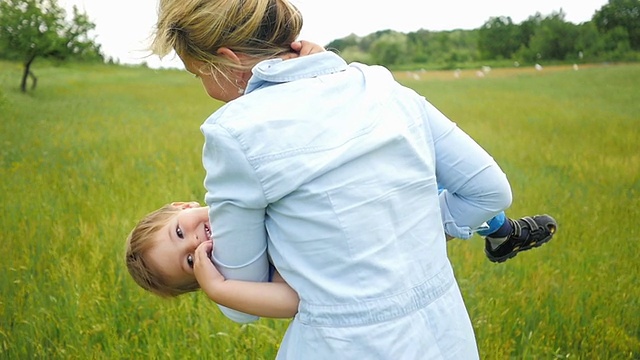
left=57, top=0, right=609, bottom=69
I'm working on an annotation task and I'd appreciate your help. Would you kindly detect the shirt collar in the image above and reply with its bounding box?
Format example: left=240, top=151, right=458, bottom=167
left=245, top=51, right=348, bottom=94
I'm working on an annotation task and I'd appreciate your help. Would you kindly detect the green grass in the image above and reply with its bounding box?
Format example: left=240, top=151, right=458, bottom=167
left=1, top=60, right=639, bottom=359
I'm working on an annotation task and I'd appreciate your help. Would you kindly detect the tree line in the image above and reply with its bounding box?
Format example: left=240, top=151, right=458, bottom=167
left=326, top=0, right=640, bottom=69
left=1, top=0, right=638, bottom=93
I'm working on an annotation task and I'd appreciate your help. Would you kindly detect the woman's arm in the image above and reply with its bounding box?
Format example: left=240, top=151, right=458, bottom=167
left=423, top=100, right=513, bottom=239
left=202, top=122, right=271, bottom=323
left=198, top=41, right=322, bottom=321
left=194, top=241, right=299, bottom=318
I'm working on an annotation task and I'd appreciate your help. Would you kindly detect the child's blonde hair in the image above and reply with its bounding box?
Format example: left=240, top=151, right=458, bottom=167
left=125, top=204, right=200, bottom=297
left=151, top=0, right=303, bottom=74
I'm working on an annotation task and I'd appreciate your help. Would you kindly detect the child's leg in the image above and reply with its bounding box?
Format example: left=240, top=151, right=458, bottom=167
left=476, top=211, right=507, bottom=237
left=437, top=184, right=558, bottom=263
left=484, top=214, right=558, bottom=263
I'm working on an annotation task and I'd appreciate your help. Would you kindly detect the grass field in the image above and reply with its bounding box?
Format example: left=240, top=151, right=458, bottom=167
left=1, top=59, right=639, bottom=359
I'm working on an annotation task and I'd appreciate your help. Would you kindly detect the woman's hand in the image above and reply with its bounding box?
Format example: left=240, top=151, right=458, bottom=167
left=291, top=40, right=325, bottom=55
left=282, top=40, right=326, bottom=60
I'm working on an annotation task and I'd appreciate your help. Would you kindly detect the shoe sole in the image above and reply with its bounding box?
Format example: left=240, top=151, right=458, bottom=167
left=486, top=222, right=557, bottom=263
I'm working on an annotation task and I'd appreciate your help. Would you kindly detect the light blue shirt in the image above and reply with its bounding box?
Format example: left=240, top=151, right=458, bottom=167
left=201, top=52, right=511, bottom=358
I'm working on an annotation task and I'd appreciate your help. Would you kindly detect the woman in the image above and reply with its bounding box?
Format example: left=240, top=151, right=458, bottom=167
left=151, top=0, right=512, bottom=358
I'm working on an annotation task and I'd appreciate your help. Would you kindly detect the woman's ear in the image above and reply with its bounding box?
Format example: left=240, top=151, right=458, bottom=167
left=217, top=47, right=252, bottom=89
left=171, top=201, right=201, bottom=209
left=217, top=47, right=241, bottom=65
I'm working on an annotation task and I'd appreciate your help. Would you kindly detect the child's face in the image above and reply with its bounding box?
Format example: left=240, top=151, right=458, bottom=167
left=146, top=203, right=212, bottom=288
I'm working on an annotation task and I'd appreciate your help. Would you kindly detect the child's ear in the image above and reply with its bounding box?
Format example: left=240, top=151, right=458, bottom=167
left=171, top=201, right=201, bottom=209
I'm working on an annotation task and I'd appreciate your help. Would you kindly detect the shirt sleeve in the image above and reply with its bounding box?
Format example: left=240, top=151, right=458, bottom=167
left=423, top=100, right=513, bottom=239
left=201, top=122, right=270, bottom=323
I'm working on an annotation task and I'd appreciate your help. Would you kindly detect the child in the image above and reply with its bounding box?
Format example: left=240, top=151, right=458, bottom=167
left=125, top=201, right=298, bottom=318
left=125, top=201, right=556, bottom=317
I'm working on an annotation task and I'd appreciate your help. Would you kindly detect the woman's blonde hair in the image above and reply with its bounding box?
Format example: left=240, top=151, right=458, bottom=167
left=151, top=0, right=303, bottom=73
left=125, top=204, right=200, bottom=297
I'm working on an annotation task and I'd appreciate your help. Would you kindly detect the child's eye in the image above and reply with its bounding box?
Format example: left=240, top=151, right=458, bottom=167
left=187, top=254, right=194, bottom=268
left=176, top=226, right=184, bottom=239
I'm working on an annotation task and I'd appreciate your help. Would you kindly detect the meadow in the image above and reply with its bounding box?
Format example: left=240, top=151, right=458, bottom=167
left=1, top=59, right=638, bottom=359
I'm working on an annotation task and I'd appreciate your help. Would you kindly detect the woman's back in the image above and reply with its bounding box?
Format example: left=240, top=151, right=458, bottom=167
left=208, top=52, right=447, bottom=297
left=203, top=52, right=479, bottom=358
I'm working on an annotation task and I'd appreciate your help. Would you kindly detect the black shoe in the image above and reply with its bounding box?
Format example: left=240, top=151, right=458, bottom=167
left=485, top=215, right=557, bottom=263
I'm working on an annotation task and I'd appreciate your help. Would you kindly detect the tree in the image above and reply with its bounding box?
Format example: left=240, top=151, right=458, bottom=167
left=527, top=10, right=579, bottom=61
left=478, top=16, right=521, bottom=60
left=369, top=31, right=408, bottom=67
left=0, top=0, right=103, bottom=92
left=517, top=13, right=544, bottom=50
left=326, top=34, right=360, bottom=53
left=593, top=0, right=640, bottom=50
left=574, top=22, right=607, bottom=60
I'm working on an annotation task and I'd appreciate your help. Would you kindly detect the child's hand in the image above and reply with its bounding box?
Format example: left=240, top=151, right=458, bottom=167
left=193, top=240, right=224, bottom=292
left=282, top=40, right=325, bottom=60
